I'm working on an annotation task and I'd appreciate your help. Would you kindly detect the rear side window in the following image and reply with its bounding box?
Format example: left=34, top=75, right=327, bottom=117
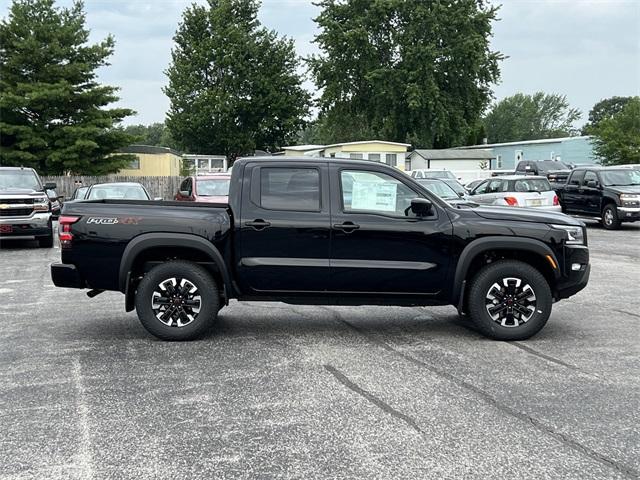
left=514, top=178, right=552, bottom=192
left=260, top=168, right=320, bottom=211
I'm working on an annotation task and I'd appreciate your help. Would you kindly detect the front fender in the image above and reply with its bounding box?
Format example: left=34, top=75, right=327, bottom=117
left=451, top=236, right=560, bottom=306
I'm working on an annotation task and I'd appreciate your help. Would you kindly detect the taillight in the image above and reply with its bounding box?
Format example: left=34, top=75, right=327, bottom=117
left=58, top=215, right=80, bottom=247
left=504, top=197, right=519, bottom=206
left=553, top=195, right=559, bottom=206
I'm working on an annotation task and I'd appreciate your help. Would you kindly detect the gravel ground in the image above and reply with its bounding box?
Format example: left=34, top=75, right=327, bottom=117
left=0, top=220, right=638, bottom=480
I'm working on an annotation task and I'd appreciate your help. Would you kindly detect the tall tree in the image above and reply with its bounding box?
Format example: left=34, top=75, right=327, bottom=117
left=0, top=0, right=135, bottom=175
left=582, top=96, right=633, bottom=135
left=483, top=92, right=581, bottom=143
left=591, top=97, right=640, bottom=166
left=165, top=0, right=310, bottom=159
left=308, top=0, right=503, bottom=148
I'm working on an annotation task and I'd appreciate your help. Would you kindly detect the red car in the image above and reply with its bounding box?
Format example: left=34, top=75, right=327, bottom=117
left=175, top=174, right=231, bottom=203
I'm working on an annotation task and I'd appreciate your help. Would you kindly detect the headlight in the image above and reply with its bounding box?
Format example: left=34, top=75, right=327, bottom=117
left=620, top=194, right=640, bottom=206
left=551, top=224, right=584, bottom=245
left=33, top=196, right=49, bottom=211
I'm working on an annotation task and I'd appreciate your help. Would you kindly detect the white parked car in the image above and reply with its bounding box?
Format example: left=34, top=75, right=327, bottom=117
left=468, top=176, right=561, bottom=211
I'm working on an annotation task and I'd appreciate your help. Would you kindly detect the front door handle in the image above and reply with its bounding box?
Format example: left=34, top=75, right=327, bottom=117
left=245, top=219, right=271, bottom=231
left=333, top=222, right=360, bottom=233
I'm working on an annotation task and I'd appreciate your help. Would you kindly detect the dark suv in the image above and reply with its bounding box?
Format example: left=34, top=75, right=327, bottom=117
left=0, top=167, right=56, bottom=247
left=515, top=160, right=571, bottom=185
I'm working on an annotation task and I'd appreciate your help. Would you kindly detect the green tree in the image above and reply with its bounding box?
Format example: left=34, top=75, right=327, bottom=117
left=165, top=0, right=310, bottom=159
left=582, top=96, right=633, bottom=135
left=0, top=0, right=135, bottom=175
left=483, top=92, right=581, bottom=143
left=123, top=122, right=178, bottom=149
left=308, top=0, right=503, bottom=148
left=591, top=97, right=640, bottom=166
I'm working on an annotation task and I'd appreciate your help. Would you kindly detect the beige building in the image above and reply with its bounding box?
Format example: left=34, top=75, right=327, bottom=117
left=117, top=145, right=183, bottom=176
left=282, top=140, right=411, bottom=170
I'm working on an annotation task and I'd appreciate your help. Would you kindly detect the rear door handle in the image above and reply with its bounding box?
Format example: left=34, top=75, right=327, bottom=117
left=333, top=222, right=360, bottom=233
left=245, top=219, right=271, bottom=231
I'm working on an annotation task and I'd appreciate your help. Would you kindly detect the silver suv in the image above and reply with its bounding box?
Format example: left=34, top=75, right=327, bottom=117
left=0, top=167, right=56, bottom=247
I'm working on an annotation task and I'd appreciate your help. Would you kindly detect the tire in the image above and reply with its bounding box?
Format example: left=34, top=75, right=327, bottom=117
left=37, top=228, right=54, bottom=248
left=601, top=204, right=621, bottom=230
left=135, top=260, right=219, bottom=341
left=467, top=260, right=552, bottom=341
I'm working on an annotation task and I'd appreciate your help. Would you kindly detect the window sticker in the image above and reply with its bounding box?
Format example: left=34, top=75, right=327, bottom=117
left=351, top=181, right=397, bottom=212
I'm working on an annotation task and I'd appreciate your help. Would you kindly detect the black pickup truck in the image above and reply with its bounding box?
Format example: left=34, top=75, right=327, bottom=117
left=51, top=157, right=590, bottom=341
left=556, top=166, right=640, bottom=229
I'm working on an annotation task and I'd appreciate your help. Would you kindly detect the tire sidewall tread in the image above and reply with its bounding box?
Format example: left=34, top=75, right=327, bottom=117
left=468, top=260, right=552, bottom=341
left=135, top=260, right=219, bottom=341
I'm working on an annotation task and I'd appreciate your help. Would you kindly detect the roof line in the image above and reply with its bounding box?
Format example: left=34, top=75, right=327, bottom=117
left=458, top=135, right=592, bottom=149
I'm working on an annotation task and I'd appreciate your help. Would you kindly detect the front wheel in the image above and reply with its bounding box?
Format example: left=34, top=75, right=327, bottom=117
left=467, top=260, right=552, bottom=341
left=602, top=204, right=621, bottom=230
left=135, top=260, right=219, bottom=341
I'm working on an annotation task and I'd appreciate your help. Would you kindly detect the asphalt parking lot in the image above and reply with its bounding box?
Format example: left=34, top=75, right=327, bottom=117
left=1, top=220, right=639, bottom=480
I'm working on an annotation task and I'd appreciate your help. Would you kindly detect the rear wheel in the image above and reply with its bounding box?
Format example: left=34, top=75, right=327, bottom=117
left=602, top=204, right=621, bottom=230
left=135, top=260, right=219, bottom=341
left=468, top=260, right=552, bottom=341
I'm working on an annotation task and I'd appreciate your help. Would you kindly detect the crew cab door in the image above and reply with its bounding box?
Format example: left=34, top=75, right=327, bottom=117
left=237, top=161, right=331, bottom=293
left=328, top=165, right=451, bottom=295
left=561, top=170, right=584, bottom=213
left=581, top=170, right=602, bottom=214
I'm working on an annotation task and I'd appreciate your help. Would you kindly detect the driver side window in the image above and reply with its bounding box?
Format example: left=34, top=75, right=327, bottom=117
left=473, top=180, right=489, bottom=195
left=341, top=170, right=419, bottom=217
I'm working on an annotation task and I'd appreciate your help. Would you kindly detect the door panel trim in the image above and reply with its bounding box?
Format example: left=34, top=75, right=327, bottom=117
left=241, top=257, right=330, bottom=267
left=332, top=259, right=437, bottom=270
left=241, top=257, right=436, bottom=270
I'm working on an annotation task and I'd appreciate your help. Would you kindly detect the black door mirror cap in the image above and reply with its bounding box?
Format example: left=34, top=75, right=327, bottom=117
left=586, top=180, right=599, bottom=188
left=411, top=198, right=433, bottom=217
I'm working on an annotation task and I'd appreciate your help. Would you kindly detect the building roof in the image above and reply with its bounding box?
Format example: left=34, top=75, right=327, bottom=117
left=458, top=136, right=592, bottom=149
left=119, top=144, right=182, bottom=156
left=410, top=149, right=494, bottom=160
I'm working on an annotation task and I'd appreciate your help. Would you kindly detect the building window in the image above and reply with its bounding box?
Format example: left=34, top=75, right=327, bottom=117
left=368, top=153, right=381, bottom=162
left=385, top=153, right=397, bottom=166
left=259, top=168, right=320, bottom=211
left=350, top=153, right=363, bottom=159
left=128, top=157, right=140, bottom=169
left=405, top=157, right=411, bottom=171
left=496, top=155, right=503, bottom=169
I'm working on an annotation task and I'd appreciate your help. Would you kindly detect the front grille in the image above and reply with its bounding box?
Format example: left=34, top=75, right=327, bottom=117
left=0, top=208, right=33, bottom=217
left=0, top=198, right=34, bottom=205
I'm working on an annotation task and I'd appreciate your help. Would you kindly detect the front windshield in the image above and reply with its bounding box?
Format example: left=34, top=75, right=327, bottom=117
left=537, top=161, right=569, bottom=172
left=197, top=178, right=230, bottom=196
left=0, top=170, right=41, bottom=191
left=87, top=185, right=148, bottom=200
left=514, top=178, right=552, bottom=192
left=417, top=180, right=458, bottom=199
left=601, top=169, right=640, bottom=186
left=421, top=171, right=456, bottom=180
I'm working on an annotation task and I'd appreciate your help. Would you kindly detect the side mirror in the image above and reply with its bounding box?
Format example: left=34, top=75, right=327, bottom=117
left=586, top=180, right=598, bottom=188
left=410, top=198, right=433, bottom=217
left=44, top=182, right=57, bottom=190
left=457, top=192, right=465, bottom=198
left=57, top=195, right=65, bottom=202
left=179, top=190, right=190, bottom=197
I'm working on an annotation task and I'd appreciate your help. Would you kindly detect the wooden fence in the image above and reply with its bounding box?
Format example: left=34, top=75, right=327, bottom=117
left=41, top=176, right=183, bottom=200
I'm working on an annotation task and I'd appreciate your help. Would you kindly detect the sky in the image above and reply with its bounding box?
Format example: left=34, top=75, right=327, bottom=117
left=1, top=0, right=639, bottom=127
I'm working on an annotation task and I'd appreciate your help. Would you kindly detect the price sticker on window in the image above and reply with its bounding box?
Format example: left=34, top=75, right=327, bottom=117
left=351, top=182, right=398, bottom=212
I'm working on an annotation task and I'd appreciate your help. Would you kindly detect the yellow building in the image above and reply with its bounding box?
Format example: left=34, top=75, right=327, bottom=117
left=281, top=140, right=411, bottom=169
left=117, top=145, right=183, bottom=176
